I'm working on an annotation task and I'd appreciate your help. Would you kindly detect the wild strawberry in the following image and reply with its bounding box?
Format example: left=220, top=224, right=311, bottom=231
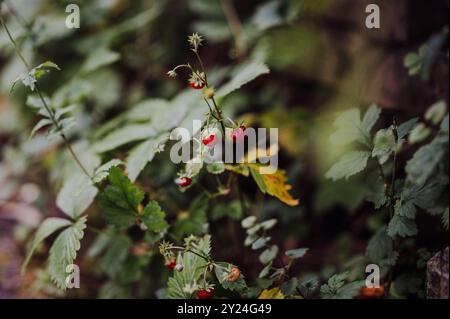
left=196, top=288, right=214, bottom=299
left=165, top=257, right=177, bottom=270
left=175, top=176, right=192, bottom=187
left=202, top=134, right=216, bottom=146
left=227, top=267, right=240, bottom=282
left=231, top=126, right=246, bottom=142
left=190, top=82, right=205, bottom=90
left=360, top=285, right=385, bottom=298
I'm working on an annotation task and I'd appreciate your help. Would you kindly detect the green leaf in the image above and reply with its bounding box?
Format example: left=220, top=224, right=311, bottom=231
left=259, top=245, right=279, bottom=264
left=406, top=135, right=448, bottom=185
left=48, top=216, right=87, bottom=290
left=320, top=272, right=364, bottom=299
left=214, top=262, right=247, bottom=292
left=425, top=100, right=447, bottom=125
left=56, top=175, right=98, bottom=219
left=285, top=248, right=309, bottom=259
left=397, top=118, right=419, bottom=140
left=241, top=216, right=257, bottom=229
left=259, top=219, right=277, bottom=230
left=82, top=47, right=120, bottom=73
left=325, top=151, right=370, bottom=181
left=206, top=162, right=225, bottom=174
left=92, top=159, right=123, bottom=184
left=250, top=166, right=267, bottom=193
left=125, top=134, right=169, bottom=182
left=93, top=124, right=157, bottom=153
left=141, top=200, right=168, bottom=233
left=166, top=236, right=211, bottom=299
left=362, top=103, right=381, bottom=133
left=366, top=226, right=394, bottom=263
left=172, top=194, right=209, bottom=239
left=387, top=215, right=418, bottom=238
left=252, top=237, right=270, bottom=250
left=22, top=217, right=73, bottom=273
left=217, top=61, right=269, bottom=98
left=372, top=128, right=396, bottom=164
left=99, top=167, right=143, bottom=228
left=30, top=118, right=53, bottom=138
left=408, top=123, right=430, bottom=144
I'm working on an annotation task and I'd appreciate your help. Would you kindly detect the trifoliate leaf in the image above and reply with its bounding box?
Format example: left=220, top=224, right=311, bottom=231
left=387, top=215, right=418, bottom=238
left=217, top=61, right=269, bottom=98
left=285, top=248, right=309, bottom=259
left=99, top=167, right=143, bottom=228
left=326, top=151, right=370, bottom=181
left=22, top=217, right=73, bottom=273
left=141, top=200, right=168, bottom=233
left=48, top=216, right=87, bottom=290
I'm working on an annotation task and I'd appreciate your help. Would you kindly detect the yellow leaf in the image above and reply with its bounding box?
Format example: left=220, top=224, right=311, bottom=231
left=258, top=287, right=285, bottom=299
left=249, top=164, right=299, bottom=206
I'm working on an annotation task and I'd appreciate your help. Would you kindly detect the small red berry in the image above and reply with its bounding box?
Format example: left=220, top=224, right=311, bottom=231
left=231, top=126, right=247, bottom=142
left=190, top=82, right=205, bottom=90
left=165, top=256, right=177, bottom=270
left=175, top=177, right=192, bottom=187
left=202, top=134, right=216, bottom=146
left=196, top=289, right=214, bottom=299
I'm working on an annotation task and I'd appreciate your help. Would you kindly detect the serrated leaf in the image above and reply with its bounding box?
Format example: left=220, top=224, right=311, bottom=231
left=330, top=109, right=362, bottom=146
left=372, top=128, right=396, bottom=164
left=166, top=236, right=211, bottom=299
left=387, top=215, right=418, bottom=238
left=362, top=103, right=381, bottom=133
left=326, top=151, right=370, bottom=181
left=22, top=217, right=73, bottom=273
left=214, top=262, right=247, bottom=292
left=48, top=216, right=87, bottom=290
left=320, top=272, right=363, bottom=299
left=217, top=61, right=269, bottom=98
left=141, top=200, right=168, bottom=233
left=366, top=226, right=394, bottom=263
left=285, top=248, right=309, bottom=259
left=99, top=167, right=143, bottom=228
left=56, top=175, right=98, bottom=219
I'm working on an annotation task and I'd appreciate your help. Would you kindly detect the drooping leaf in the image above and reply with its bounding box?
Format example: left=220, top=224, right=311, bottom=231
left=217, top=61, right=270, bottom=98
left=22, top=217, right=73, bottom=273
left=48, top=216, right=87, bottom=290
left=326, top=151, right=370, bottom=181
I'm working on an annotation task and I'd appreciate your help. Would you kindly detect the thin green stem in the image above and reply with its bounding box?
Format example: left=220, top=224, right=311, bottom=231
left=1, top=14, right=93, bottom=181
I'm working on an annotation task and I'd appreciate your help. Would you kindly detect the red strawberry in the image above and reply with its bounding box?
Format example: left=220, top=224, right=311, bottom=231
left=196, top=289, right=214, bottom=299
left=202, top=134, right=216, bottom=146
left=175, top=177, right=192, bottom=187
left=231, top=126, right=247, bottom=142
left=190, top=82, right=205, bottom=90
left=166, top=260, right=177, bottom=270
